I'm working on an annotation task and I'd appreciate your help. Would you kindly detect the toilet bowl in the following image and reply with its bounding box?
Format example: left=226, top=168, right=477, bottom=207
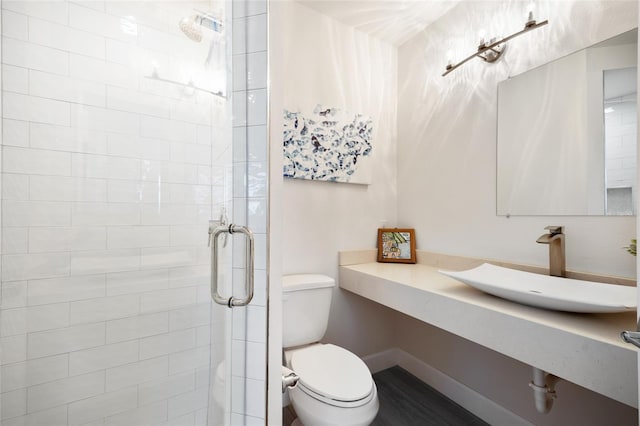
left=282, top=274, right=379, bottom=426
left=285, top=343, right=379, bottom=426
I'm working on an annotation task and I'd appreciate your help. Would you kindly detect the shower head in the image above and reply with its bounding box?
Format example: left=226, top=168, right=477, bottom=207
left=179, top=16, right=203, bottom=42
left=179, top=12, right=223, bottom=43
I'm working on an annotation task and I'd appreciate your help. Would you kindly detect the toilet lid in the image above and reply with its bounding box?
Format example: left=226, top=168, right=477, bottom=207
left=290, top=344, right=373, bottom=402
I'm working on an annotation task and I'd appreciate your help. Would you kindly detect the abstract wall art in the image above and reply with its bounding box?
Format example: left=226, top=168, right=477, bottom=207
left=283, top=105, right=373, bottom=184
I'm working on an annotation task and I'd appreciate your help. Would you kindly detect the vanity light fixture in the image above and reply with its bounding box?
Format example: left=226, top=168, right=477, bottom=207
left=442, top=2, right=548, bottom=77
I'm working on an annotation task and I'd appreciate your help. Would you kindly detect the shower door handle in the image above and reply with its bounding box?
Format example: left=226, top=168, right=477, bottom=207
left=209, top=222, right=255, bottom=308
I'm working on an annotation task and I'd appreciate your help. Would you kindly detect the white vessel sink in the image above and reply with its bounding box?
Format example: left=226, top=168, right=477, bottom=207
left=439, top=263, right=636, bottom=313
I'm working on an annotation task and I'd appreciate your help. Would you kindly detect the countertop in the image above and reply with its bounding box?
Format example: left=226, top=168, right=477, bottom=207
left=339, top=261, right=638, bottom=407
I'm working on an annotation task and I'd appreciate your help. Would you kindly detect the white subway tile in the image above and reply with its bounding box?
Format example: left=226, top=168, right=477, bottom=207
left=2, top=174, right=28, bottom=202
left=107, top=226, right=171, bottom=249
left=67, top=386, right=137, bottom=426
left=232, top=305, right=265, bottom=343
left=72, top=0, right=105, bottom=12
left=69, top=294, right=139, bottom=325
left=2, top=228, right=28, bottom=254
left=2, top=10, right=28, bottom=40
left=3, top=119, right=29, bottom=148
left=247, top=89, right=267, bottom=126
left=27, top=371, right=104, bottom=412
left=140, top=115, right=197, bottom=143
left=169, top=143, right=211, bottom=166
left=141, top=161, right=198, bottom=185
left=0, top=335, right=27, bottom=365
left=167, top=388, right=208, bottom=420
left=105, top=400, right=168, bottom=426
left=106, top=134, right=141, bottom=158
left=139, top=329, right=196, bottom=360
left=72, top=202, right=140, bottom=226
left=232, top=55, right=247, bottom=92
left=105, top=1, right=168, bottom=32
left=70, top=104, right=139, bottom=135
left=2, top=38, right=69, bottom=75
left=107, top=86, right=170, bottom=118
left=106, top=312, right=168, bottom=343
left=232, top=91, right=247, bottom=127
left=246, top=14, right=267, bottom=54
left=0, top=303, right=69, bottom=337
left=69, top=3, right=136, bottom=42
left=169, top=304, right=210, bottom=332
left=3, top=92, right=70, bottom=126
left=3, top=1, right=68, bottom=24
left=3, top=65, right=28, bottom=94
left=1, top=389, right=26, bottom=420
left=70, top=248, right=140, bottom=275
left=30, top=176, right=107, bottom=202
left=2, top=253, right=70, bottom=281
left=1, top=280, right=27, bottom=308
left=140, top=137, right=171, bottom=161
left=106, top=269, right=168, bottom=296
left=140, top=287, right=197, bottom=315
left=247, top=198, right=267, bottom=233
left=107, top=180, right=144, bottom=203
left=29, top=17, right=105, bottom=59
left=140, top=247, right=198, bottom=270
left=106, top=356, right=168, bottom=392
left=29, top=70, right=106, bottom=107
left=140, top=204, right=200, bottom=226
left=168, top=265, right=208, bottom=288
left=30, top=123, right=108, bottom=154
left=1, top=354, right=68, bottom=392
left=168, top=346, right=209, bottom=375
left=164, top=412, right=195, bottom=426
left=3, top=201, right=70, bottom=227
left=29, top=227, right=106, bottom=253
left=247, top=125, right=267, bottom=162
left=138, top=372, right=195, bottom=406
left=72, top=154, right=140, bottom=180
left=70, top=54, right=136, bottom=89
left=69, top=340, right=138, bottom=376
left=170, top=100, right=211, bottom=126
left=3, top=147, right=71, bottom=176
left=169, top=226, right=202, bottom=247
left=1, top=405, right=67, bottom=426
left=245, top=377, right=266, bottom=418
left=246, top=51, right=267, bottom=90
left=28, top=323, right=105, bottom=359
left=195, top=325, right=210, bottom=347
left=28, top=274, right=105, bottom=305
left=232, top=18, right=247, bottom=56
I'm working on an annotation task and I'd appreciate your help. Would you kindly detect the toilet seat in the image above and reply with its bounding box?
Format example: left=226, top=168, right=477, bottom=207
left=290, top=344, right=374, bottom=408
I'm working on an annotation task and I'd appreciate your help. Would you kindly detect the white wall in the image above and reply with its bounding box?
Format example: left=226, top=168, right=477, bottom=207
left=398, top=0, right=638, bottom=278
left=278, top=1, right=398, bottom=356
left=395, top=0, right=639, bottom=424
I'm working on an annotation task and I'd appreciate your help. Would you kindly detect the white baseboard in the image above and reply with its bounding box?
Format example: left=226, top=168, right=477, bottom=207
left=363, top=348, right=533, bottom=426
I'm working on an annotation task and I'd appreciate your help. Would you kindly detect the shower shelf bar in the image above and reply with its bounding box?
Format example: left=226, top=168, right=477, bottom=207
left=144, top=74, right=226, bottom=99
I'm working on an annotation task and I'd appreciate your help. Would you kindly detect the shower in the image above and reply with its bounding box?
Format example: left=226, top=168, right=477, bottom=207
left=179, top=11, right=223, bottom=42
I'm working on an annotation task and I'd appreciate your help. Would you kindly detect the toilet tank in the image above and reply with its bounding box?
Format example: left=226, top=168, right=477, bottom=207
left=282, top=274, right=335, bottom=348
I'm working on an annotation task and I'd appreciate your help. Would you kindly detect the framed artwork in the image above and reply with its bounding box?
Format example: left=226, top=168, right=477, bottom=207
left=377, top=228, right=416, bottom=264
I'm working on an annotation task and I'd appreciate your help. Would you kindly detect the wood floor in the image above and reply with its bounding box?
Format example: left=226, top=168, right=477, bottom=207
left=283, top=366, right=488, bottom=425
left=372, top=366, right=488, bottom=426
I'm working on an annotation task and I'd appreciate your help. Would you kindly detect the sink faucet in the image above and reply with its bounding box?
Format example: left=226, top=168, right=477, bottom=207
left=536, top=226, right=566, bottom=278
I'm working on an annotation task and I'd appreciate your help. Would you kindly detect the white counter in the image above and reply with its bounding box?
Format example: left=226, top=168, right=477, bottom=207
left=339, top=261, right=638, bottom=407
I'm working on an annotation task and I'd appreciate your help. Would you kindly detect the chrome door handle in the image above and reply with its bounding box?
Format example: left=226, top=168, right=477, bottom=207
left=621, top=331, right=640, bottom=349
left=209, top=221, right=255, bottom=308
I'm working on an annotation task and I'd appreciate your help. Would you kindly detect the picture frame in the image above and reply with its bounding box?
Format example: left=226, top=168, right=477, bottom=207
left=377, top=228, right=417, bottom=264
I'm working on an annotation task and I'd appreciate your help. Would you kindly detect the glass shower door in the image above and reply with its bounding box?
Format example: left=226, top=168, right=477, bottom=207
left=0, top=0, right=267, bottom=424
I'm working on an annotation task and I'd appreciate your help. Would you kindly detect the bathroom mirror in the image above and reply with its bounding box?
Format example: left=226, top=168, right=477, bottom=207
left=497, top=28, right=638, bottom=216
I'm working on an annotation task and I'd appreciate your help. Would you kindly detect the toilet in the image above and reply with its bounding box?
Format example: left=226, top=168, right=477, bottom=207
left=283, top=274, right=379, bottom=426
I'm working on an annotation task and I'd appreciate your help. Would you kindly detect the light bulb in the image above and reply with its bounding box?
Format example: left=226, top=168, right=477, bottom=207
left=526, top=1, right=536, bottom=26
left=478, top=29, right=486, bottom=47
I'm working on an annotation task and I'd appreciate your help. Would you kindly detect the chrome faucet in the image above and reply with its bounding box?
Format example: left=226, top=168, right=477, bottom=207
left=536, top=226, right=566, bottom=277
